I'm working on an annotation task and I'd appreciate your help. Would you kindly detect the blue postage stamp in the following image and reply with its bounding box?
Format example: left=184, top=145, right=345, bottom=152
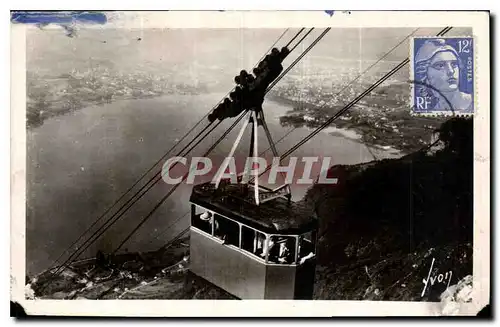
left=410, top=37, right=474, bottom=115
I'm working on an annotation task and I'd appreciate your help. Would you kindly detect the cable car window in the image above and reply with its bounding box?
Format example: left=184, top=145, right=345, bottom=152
left=241, top=226, right=266, bottom=258
left=241, top=226, right=255, bottom=253
left=266, top=236, right=296, bottom=265
left=298, top=232, right=316, bottom=264
left=214, top=214, right=240, bottom=247
left=191, top=205, right=213, bottom=235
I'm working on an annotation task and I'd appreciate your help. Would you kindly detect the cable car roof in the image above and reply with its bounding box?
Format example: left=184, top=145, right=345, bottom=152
left=190, top=182, right=317, bottom=234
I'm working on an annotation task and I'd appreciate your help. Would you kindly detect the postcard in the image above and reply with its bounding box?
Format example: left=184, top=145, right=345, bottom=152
left=10, top=10, right=490, bottom=317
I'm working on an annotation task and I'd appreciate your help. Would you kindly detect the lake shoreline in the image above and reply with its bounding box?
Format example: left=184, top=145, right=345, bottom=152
left=29, top=90, right=404, bottom=157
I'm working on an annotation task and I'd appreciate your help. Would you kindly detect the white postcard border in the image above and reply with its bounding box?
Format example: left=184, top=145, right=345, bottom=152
left=10, top=10, right=490, bottom=317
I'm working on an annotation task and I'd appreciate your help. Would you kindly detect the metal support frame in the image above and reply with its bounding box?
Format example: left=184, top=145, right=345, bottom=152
left=213, top=111, right=252, bottom=189
left=252, top=110, right=260, bottom=205
left=213, top=108, right=291, bottom=206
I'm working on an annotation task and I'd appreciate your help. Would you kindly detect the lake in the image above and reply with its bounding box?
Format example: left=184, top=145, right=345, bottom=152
left=26, top=93, right=400, bottom=276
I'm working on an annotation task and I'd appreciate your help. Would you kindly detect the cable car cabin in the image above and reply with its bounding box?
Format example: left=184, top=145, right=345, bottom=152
left=188, top=181, right=318, bottom=300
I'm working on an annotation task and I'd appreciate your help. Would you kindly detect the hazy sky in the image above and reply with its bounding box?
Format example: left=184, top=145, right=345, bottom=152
left=27, top=27, right=472, bottom=76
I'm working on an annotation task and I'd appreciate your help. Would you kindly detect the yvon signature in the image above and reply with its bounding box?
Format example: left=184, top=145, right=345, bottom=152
left=421, top=258, right=453, bottom=297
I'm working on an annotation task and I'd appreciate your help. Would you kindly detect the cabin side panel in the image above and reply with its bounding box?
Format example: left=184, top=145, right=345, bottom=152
left=294, top=259, right=316, bottom=299
left=264, top=265, right=296, bottom=299
left=189, top=228, right=267, bottom=299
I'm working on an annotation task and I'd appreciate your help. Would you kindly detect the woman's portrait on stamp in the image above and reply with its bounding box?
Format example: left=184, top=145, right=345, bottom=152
left=413, top=38, right=474, bottom=112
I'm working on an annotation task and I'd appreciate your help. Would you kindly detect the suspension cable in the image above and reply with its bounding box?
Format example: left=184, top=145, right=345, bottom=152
left=259, top=27, right=421, bottom=158
left=280, top=27, right=453, bottom=158
left=144, top=26, right=424, bottom=252
left=251, top=27, right=453, bottom=182
left=49, top=102, right=250, bottom=284
left=42, top=26, right=337, bottom=285
left=48, top=120, right=214, bottom=267
left=288, top=28, right=315, bottom=53
left=134, top=27, right=454, bottom=265
left=285, top=28, right=305, bottom=48
left=261, top=28, right=290, bottom=61
left=44, top=120, right=223, bottom=283
left=112, top=111, right=250, bottom=254
left=267, top=28, right=330, bottom=93
left=94, top=29, right=315, bottom=256
left=47, top=28, right=294, bottom=271
left=141, top=28, right=330, bottom=249
left=112, top=28, right=330, bottom=254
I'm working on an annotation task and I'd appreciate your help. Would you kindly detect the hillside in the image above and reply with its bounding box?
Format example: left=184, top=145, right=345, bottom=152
left=307, top=117, right=473, bottom=301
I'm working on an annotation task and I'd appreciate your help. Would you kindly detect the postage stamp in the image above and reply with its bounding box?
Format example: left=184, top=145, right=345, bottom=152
left=410, top=37, right=475, bottom=116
